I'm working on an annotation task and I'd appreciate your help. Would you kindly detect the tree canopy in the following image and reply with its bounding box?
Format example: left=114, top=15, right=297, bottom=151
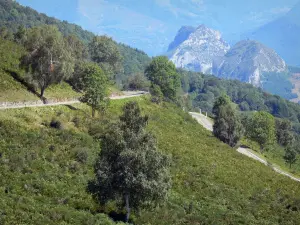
left=92, top=101, right=171, bottom=222
left=246, top=111, right=276, bottom=151
left=145, top=56, right=181, bottom=102
left=213, top=95, right=244, bottom=147
left=22, top=25, right=74, bottom=97
left=79, top=63, right=109, bottom=117
left=89, top=36, right=122, bottom=80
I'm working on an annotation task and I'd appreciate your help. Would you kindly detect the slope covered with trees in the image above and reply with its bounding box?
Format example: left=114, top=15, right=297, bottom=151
left=0, top=0, right=151, bottom=82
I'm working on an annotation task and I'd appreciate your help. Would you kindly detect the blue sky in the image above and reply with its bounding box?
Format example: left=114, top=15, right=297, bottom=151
left=17, top=0, right=299, bottom=55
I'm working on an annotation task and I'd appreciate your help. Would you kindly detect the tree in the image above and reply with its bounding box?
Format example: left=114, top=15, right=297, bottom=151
left=22, top=25, right=75, bottom=97
left=92, top=102, right=171, bottom=222
left=246, top=111, right=276, bottom=151
left=124, top=73, right=150, bottom=91
left=149, top=84, right=164, bottom=104
left=213, top=95, right=244, bottom=147
left=80, top=63, right=109, bottom=117
left=145, top=56, right=181, bottom=101
left=89, top=35, right=122, bottom=79
left=275, top=119, right=294, bottom=147
left=284, top=146, right=297, bottom=168
left=65, top=34, right=88, bottom=61
left=14, top=25, right=27, bottom=44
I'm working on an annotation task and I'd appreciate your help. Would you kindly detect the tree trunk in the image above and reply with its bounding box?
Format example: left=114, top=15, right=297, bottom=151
left=125, top=194, right=130, bottom=222
left=40, top=87, right=45, bottom=98
left=92, top=108, right=95, bottom=118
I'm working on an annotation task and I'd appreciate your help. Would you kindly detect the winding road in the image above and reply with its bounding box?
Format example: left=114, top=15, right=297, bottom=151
left=0, top=91, right=147, bottom=110
left=189, top=112, right=300, bottom=182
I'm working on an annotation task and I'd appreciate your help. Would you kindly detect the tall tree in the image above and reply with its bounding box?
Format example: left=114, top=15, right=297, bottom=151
left=80, top=63, right=109, bottom=117
left=275, top=119, right=294, bottom=147
left=65, top=34, right=88, bottom=62
left=22, top=25, right=75, bottom=97
left=89, top=35, right=122, bottom=80
left=145, top=56, right=181, bottom=101
left=213, top=95, right=244, bottom=147
left=92, top=102, right=171, bottom=222
left=284, top=145, right=297, bottom=168
left=246, top=111, right=276, bottom=151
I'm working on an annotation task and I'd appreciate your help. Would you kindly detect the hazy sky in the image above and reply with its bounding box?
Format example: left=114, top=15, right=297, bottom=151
left=17, top=0, right=299, bottom=55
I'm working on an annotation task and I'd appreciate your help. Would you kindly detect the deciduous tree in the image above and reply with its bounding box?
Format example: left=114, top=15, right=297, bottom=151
left=92, top=102, right=171, bottom=222
left=213, top=95, right=244, bottom=147
left=284, top=146, right=297, bottom=168
left=89, top=35, right=122, bottom=79
left=79, top=63, right=109, bottom=117
left=246, top=111, right=276, bottom=151
left=145, top=56, right=180, bottom=101
left=22, top=25, right=75, bottom=97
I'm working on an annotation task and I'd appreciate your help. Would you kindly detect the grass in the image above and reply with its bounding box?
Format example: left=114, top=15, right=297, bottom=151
left=44, top=82, right=82, bottom=100
left=0, top=70, right=39, bottom=102
left=1, top=97, right=300, bottom=224
left=240, top=138, right=300, bottom=178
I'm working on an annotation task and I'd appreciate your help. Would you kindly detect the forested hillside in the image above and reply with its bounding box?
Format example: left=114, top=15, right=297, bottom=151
left=0, top=0, right=151, bottom=82
left=180, top=70, right=300, bottom=133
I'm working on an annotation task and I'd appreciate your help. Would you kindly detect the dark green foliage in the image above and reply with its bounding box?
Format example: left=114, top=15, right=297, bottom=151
left=65, top=34, right=88, bottom=62
left=213, top=95, right=244, bottom=147
left=0, top=0, right=95, bottom=43
left=276, top=119, right=294, bottom=147
left=89, top=36, right=122, bottom=79
left=246, top=111, right=276, bottom=151
left=22, top=25, right=75, bottom=97
left=123, top=73, right=150, bottom=91
left=79, top=63, right=109, bottom=117
left=149, top=84, right=164, bottom=104
left=145, top=56, right=181, bottom=101
left=50, top=118, right=63, bottom=130
left=178, top=70, right=300, bottom=135
left=117, top=43, right=151, bottom=78
left=284, top=145, right=297, bottom=168
left=74, top=147, right=89, bottom=164
left=0, top=0, right=151, bottom=86
left=92, top=101, right=171, bottom=222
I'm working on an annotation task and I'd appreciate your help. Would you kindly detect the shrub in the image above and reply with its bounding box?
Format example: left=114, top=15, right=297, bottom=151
left=72, top=116, right=81, bottom=128
left=50, top=118, right=64, bottom=130
left=74, top=147, right=89, bottom=164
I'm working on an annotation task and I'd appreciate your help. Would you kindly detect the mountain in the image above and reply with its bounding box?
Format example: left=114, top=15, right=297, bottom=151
left=167, top=26, right=196, bottom=52
left=169, top=25, right=230, bottom=73
left=245, top=2, right=300, bottom=66
left=213, top=40, right=287, bottom=87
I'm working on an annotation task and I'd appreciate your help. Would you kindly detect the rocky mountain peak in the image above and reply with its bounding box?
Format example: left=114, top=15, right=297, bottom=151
left=213, top=40, right=287, bottom=87
left=169, top=25, right=230, bottom=73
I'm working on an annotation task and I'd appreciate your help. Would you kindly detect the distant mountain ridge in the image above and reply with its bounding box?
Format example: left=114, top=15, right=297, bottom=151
left=169, top=25, right=230, bottom=73
left=168, top=25, right=296, bottom=99
left=213, top=40, right=287, bottom=87
left=245, top=1, right=300, bottom=66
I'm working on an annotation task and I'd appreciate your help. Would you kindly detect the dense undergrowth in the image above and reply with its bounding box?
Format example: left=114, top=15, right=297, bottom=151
left=1, top=96, right=300, bottom=224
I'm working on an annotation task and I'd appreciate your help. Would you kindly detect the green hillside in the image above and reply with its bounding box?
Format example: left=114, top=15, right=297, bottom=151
left=1, top=97, right=300, bottom=224
left=0, top=0, right=151, bottom=80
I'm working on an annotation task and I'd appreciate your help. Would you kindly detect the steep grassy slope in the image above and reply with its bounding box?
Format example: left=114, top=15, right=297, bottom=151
left=1, top=97, right=300, bottom=224
left=0, top=38, right=81, bottom=102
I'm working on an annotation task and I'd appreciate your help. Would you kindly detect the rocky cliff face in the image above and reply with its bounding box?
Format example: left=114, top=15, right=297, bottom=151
left=169, top=25, right=230, bottom=73
left=213, top=40, right=287, bottom=87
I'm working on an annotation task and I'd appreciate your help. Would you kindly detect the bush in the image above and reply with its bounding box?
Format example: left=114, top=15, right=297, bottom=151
left=50, top=118, right=64, bottom=130
left=72, top=116, right=81, bottom=128
left=74, top=147, right=89, bottom=164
